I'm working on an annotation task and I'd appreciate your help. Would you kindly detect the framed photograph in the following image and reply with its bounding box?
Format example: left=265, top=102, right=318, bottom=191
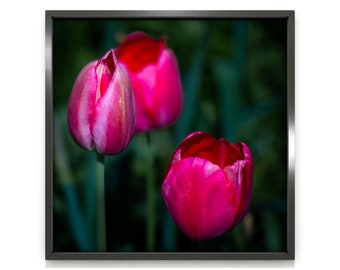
left=46, top=10, right=294, bottom=260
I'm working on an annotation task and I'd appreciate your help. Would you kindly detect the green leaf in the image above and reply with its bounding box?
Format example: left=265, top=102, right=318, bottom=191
left=175, top=22, right=212, bottom=144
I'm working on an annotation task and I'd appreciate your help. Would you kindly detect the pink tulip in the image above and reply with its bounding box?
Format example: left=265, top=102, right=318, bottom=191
left=67, top=49, right=135, bottom=155
left=162, top=132, right=253, bottom=241
left=116, top=32, right=183, bottom=132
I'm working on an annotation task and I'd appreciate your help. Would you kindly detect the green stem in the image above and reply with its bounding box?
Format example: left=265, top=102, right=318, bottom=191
left=96, top=153, right=106, bottom=252
left=146, top=133, right=156, bottom=251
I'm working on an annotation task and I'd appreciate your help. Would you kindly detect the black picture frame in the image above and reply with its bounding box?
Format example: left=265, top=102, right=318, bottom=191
left=46, top=10, right=295, bottom=260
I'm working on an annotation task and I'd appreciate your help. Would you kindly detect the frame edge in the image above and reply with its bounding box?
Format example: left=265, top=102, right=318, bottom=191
left=45, top=9, right=295, bottom=260
left=45, top=10, right=54, bottom=260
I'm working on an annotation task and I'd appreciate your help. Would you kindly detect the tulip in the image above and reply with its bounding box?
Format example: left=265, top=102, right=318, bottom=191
left=116, top=32, right=183, bottom=132
left=67, top=49, right=135, bottom=155
left=162, top=132, right=253, bottom=241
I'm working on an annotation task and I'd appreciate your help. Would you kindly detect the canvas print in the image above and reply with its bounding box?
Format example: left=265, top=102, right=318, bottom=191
left=47, top=11, right=294, bottom=259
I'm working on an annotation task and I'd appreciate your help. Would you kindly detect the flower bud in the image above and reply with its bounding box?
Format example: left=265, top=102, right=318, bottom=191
left=162, top=132, right=253, bottom=241
left=67, top=49, right=135, bottom=155
left=116, top=32, right=183, bottom=132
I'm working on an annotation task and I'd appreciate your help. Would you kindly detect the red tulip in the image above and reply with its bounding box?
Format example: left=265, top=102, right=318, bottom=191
left=67, top=49, right=135, bottom=155
left=162, top=132, right=253, bottom=241
left=116, top=32, right=183, bottom=132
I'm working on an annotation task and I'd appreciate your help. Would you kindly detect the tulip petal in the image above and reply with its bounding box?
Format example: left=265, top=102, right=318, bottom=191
left=162, top=157, right=237, bottom=241
left=184, top=138, right=243, bottom=169
left=231, top=142, right=253, bottom=226
left=167, top=132, right=244, bottom=173
left=128, top=66, right=157, bottom=131
left=152, top=49, right=183, bottom=128
left=67, top=60, right=98, bottom=151
left=115, top=31, right=165, bottom=73
left=91, top=62, right=135, bottom=154
left=224, top=160, right=246, bottom=223
left=165, top=132, right=217, bottom=175
left=95, top=50, right=116, bottom=102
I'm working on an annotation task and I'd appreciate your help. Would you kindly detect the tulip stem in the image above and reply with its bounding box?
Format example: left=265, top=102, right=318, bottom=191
left=146, top=133, right=156, bottom=251
left=96, top=153, right=106, bottom=252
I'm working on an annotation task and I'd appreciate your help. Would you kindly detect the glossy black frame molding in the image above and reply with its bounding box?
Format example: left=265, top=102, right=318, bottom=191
left=45, top=10, right=295, bottom=260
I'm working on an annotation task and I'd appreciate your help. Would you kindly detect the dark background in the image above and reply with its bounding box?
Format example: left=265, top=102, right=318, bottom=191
left=53, top=18, right=287, bottom=252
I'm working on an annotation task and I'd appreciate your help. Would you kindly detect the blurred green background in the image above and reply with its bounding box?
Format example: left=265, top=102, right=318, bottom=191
left=53, top=18, right=287, bottom=252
